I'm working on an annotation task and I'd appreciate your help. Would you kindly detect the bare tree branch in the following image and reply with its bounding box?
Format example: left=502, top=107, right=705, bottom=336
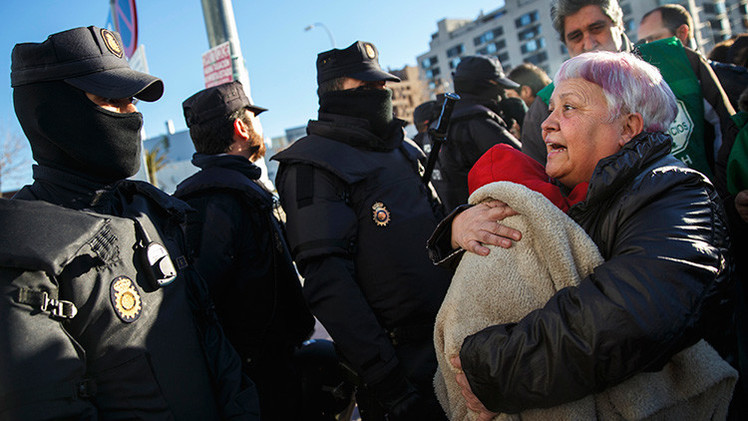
left=0, top=122, right=30, bottom=197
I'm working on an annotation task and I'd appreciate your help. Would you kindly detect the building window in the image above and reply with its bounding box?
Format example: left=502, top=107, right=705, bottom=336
left=449, top=57, right=461, bottom=69
left=446, top=44, right=464, bottom=58
left=521, top=37, right=545, bottom=54
left=625, top=19, right=635, bottom=33
left=474, top=30, right=494, bottom=46
left=710, top=19, right=724, bottom=30
left=421, top=56, right=438, bottom=69
left=515, top=10, right=539, bottom=28
left=426, top=67, right=441, bottom=78
left=525, top=51, right=548, bottom=65
left=498, top=52, right=509, bottom=63
left=495, top=39, right=506, bottom=50
left=474, top=27, right=505, bottom=46
left=518, top=25, right=541, bottom=40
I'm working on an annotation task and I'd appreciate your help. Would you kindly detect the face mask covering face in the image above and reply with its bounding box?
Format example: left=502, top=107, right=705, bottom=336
left=14, top=81, right=144, bottom=183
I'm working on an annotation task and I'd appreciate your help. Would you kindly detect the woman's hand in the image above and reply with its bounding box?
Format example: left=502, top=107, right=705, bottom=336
left=451, top=200, right=521, bottom=255
left=451, top=355, right=498, bottom=420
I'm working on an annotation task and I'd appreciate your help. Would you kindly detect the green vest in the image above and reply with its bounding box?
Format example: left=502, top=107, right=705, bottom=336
left=638, top=37, right=711, bottom=178
left=537, top=38, right=711, bottom=178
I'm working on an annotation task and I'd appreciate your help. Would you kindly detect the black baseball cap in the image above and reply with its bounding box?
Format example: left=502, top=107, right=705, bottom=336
left=413, top=100, right=439, bottom=124
left=453, top=55, right=519, bottom=89
left=182, top=81, right=267, bottom=128
left=10, top=26, right=163, bottom=102
left=317, top=41, right=400, bottom=84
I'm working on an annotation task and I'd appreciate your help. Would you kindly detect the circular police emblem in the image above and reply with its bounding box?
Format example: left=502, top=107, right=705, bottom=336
left=110, top=276, right=142, bottom=323
left=372, top=201, right=390, bottom=227
left=364, top=43, right=376, bottom=59
left=101, top=29, right=123, bottom=58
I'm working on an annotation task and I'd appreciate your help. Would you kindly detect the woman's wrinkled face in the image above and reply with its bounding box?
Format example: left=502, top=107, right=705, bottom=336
left=541, top=78, right=626, bottom=187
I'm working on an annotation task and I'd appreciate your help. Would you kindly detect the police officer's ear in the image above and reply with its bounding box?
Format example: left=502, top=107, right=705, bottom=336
left=233, top=114, right=251, bottom=141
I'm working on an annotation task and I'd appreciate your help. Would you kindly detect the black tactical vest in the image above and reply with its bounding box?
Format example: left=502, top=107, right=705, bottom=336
left=0, top=181, right=256, bottom=420
left=273, top=135, right=452, bottom=330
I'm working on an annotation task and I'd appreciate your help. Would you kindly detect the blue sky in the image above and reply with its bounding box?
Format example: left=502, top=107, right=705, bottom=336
left=0, top=0, right=506, bottom=190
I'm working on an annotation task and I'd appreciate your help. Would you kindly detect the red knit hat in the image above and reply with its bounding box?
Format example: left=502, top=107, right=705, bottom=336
left=467, top=144, right=588, bottom=213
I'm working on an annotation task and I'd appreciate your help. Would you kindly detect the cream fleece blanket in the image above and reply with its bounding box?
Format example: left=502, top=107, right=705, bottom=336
left=434, top=181, right=737, bottom=421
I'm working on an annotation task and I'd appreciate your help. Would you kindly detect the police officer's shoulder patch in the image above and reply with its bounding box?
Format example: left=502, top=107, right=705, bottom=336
left=372, top=201, right=390, bottom=227
left=100, top=28, right=123, bottom=58
left=110, top=276, right=142, bottom=323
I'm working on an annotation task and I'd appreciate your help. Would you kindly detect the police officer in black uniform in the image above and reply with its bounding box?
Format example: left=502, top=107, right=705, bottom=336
left=412, top=99, right=439, bottom=150
left=272, top=41, right=452, bottom=420
left=0, top=26, right=256, bottom=420
left=174, top=81, right=315, bottom=420
left=433, top=55, right=521, bottom=211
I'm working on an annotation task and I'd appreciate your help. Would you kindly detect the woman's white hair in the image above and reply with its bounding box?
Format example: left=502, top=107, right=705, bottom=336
left=554, top=51, right=677, bottom=132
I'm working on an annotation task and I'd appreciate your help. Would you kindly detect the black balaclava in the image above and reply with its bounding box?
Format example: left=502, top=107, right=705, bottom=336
left=498, top=96, right=528, bottom=127
left=318, top=87, right=394, bottom=138
left=454, top=77, right=505, bottom=108
left=14, top=80, right=144, bottom=184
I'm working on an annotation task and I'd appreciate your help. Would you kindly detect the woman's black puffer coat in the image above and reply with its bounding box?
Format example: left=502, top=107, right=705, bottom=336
left=460, top=131, right=733, bottom=413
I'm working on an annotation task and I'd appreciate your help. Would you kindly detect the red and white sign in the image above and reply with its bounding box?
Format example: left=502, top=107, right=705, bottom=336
left=110, top=0, right=138, bottom=59
left=202, top=42, right=234, bottom=88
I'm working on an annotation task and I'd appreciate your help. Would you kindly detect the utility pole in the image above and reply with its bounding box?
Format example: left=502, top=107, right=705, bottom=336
left=200, top=0, right=273, bottom=189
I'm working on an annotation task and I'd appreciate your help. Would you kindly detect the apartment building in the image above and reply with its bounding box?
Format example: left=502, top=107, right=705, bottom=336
left=388, top=65, right=430, bottom=124
left=417, top=0, right=748, bottom=98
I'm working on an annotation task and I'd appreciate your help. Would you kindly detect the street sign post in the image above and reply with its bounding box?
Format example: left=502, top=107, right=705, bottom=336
left=110, top=0, right=138, bottom=59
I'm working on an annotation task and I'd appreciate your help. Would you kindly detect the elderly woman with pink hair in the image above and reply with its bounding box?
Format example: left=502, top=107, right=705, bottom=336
left=428, top=51, right=735, bottom=418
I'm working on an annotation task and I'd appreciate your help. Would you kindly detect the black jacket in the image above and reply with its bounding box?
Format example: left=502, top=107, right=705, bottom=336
left=710, top=60, right=748, bottom=111
left=272, top=113, right=452, bottom=411
left=174, top=154, right=314, bottom=419
left=455, top=132, right=732, bottom=413
left=432, top=95, right=520, bottom=211
left=2, top=167, right=256, bottom=420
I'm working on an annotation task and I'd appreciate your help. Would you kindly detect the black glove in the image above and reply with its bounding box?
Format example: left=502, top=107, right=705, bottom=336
left=367, top=368, right=413, bottom=411
left=386, top=390, right=444, bottom=421
left=367, top=369, right=445, bottom=420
